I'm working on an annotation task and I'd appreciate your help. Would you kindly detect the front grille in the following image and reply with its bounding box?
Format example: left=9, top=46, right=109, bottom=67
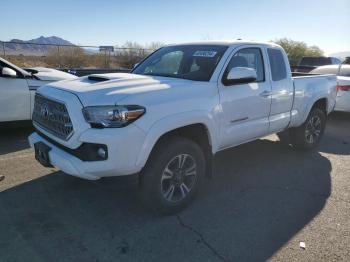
left=32, top=94, right=73, bottom=140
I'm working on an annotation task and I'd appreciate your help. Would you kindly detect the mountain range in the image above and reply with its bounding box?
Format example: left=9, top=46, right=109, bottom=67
left=2, top=36, right=74, bottom=55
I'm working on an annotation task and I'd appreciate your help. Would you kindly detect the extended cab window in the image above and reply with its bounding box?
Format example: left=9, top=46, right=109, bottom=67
left=133, top=45, right=228, bottom=81
left=224, top=48, right=265, bottom=82
left=268, top=48, right=287, bottom=81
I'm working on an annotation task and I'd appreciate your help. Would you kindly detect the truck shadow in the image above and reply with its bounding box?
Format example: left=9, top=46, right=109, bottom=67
left=186, top=139, right=332, bottom=261
left=0, top=139, right=331, bottom=262
left=319, top=112, right=350, bottom=155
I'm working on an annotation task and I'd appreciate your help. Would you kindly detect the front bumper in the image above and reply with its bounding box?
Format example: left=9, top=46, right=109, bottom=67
left=28, top=125, right=147, bottom=180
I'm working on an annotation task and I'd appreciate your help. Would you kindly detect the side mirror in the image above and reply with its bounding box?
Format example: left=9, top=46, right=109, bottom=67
left=2, top=67, right=17, bottom=78
left=224, top=67, right=257, bottom=85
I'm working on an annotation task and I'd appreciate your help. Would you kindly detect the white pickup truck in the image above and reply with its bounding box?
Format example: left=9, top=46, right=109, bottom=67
left=0, top=57, right=76, bottom=123
left=29, top=41, right=337, bottom=214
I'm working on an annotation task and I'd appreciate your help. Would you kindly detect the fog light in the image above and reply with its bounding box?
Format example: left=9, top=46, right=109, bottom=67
left=97, top=148, right=107, bottom=159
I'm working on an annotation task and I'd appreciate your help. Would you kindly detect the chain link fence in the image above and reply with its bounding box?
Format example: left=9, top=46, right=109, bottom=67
left=1, top=41, right=154, bottom=72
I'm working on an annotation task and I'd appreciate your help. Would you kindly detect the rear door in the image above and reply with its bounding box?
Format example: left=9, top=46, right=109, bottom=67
left=266, top=48, right=294, bottom=132
left=0, top=61, right=30, bottom=122
left=218, top=46, right=272, bottom=149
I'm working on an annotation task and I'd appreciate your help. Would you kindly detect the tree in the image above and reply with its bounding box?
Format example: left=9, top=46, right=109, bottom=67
left=273, top=38, right=324, bottom=66
left=46, top=46, right=87, bottom=68
left=146, top=42, right=164, bottom=50
left=115, top=41, right=164, bottom=68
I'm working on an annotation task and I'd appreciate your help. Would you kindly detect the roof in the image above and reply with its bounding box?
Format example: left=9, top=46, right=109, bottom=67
left=312, top=64, right=350, bottom=70
left=166, top=40, right=281, bottom=48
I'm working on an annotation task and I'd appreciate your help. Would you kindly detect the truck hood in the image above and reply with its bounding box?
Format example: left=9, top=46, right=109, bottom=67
left=44, top=73, right=195, bottom=106
left=26, top=67, right=77, bottom=81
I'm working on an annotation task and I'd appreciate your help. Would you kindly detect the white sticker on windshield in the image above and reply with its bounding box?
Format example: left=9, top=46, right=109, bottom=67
left=193, top=51, right=217, bottom=58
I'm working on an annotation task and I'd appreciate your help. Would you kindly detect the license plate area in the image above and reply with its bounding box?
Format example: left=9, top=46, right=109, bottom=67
left=34, top=142, right=53, bottom=167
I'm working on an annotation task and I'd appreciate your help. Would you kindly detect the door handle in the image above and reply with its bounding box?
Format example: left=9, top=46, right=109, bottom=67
left=259, top=90, right=272, bottom=97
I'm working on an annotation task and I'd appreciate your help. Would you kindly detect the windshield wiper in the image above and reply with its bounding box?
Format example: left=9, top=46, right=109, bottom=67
left=143, top=72, right=184, bottom=79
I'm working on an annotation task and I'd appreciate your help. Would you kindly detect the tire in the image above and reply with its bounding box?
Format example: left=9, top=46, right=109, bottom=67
left=289, top=108, right=327, bottom=149
left=139, top=137, right=205, bottom=215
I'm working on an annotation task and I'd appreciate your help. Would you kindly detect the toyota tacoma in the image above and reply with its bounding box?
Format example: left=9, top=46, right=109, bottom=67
left=29, top=41, right=337, bottom=214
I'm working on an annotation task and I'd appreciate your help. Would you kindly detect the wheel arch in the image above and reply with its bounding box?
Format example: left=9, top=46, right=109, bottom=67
left=291, top=96, right=329, bottom=127
left=311, top=97, right=328, bottom=114
left=150, top=123, right=212, bottom=159
left=135, top=112, right=217, bottom=175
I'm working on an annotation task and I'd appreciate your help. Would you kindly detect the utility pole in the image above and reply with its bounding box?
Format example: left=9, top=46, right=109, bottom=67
left=57, top=45, right=60, bottom=68
left=2, top=42, right=5, bottom=57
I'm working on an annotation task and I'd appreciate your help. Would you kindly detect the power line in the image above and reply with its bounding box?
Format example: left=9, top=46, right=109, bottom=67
left=0, top=41, right=153, bottom=51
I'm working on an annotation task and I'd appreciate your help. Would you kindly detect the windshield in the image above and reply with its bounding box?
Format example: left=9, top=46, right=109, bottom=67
left=299, top=57, right=332, bottom=67
left=132, top=45, right=228, bottom=81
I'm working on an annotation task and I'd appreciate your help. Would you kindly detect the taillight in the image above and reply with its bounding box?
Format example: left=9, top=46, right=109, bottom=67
left=337, top=84, right=350, bottom=91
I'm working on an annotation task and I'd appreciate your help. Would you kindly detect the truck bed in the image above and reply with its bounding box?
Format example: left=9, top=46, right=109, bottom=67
left=290, top=74, right=337, bottom=127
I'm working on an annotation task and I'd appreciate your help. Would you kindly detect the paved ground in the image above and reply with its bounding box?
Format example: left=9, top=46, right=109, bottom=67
left=0, top=113, right=349, bottom=262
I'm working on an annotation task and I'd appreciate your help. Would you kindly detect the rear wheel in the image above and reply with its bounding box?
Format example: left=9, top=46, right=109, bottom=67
left=140, top=137, right=205, bottom=215
left=289, top=108, right=326, bottom=149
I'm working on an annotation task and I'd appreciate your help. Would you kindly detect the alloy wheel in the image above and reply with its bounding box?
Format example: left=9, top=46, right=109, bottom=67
left=160, top=154, right=197, bottom=203
left=305, top=115, right=322, bottom=144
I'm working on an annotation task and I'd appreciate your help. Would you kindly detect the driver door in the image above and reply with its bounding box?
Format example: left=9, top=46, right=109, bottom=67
left=218, top=47, right=272, bottom=149
left=0, top=63, right=30, bottom=122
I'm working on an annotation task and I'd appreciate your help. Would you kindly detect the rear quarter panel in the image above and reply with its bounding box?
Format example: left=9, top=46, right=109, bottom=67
left=290, top=74, right=337, bottom=127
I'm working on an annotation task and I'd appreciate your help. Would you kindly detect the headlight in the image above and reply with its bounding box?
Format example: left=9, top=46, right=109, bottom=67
left=82, top=105, right=145, bottom=128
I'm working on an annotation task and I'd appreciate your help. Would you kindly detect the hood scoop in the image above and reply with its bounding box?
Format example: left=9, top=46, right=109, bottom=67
left=88, top=75, right=111, bottom=82
left=86, top=73, right=150, bottom=83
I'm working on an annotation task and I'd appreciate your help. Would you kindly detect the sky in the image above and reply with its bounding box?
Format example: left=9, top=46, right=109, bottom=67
left=1, top=0, right=349, bottom=54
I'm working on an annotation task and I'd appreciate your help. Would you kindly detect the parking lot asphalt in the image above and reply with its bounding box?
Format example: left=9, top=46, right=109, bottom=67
left=0, top=113, right=349, bottom=262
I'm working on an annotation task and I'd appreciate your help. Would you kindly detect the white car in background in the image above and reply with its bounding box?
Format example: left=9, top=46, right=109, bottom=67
left=311, top=65, right=350, bottom=113
left=0, top=57, right=77, bottom=123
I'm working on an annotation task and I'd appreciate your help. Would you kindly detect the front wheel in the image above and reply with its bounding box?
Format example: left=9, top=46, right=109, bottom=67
left=139, top=137, right=205, bottom=215
left=289, top=108, right=327, bottom=149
